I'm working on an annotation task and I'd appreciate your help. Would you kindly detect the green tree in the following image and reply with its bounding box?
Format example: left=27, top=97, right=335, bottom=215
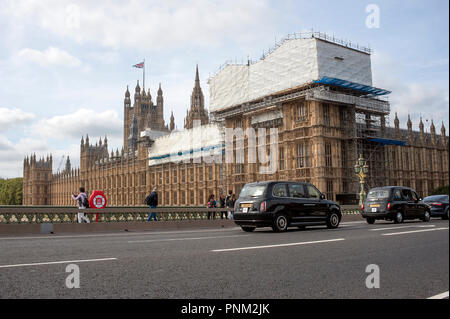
left=430, top=185, right=449, bottom=196
left=0, top=178, right=23, bottom=205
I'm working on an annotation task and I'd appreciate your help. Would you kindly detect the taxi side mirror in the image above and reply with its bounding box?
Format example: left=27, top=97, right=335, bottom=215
left=320, top=194, right=326, bottom=200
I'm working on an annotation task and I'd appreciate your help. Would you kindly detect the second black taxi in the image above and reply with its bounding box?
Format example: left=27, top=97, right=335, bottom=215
left=361, top=186, right=431, bottom=224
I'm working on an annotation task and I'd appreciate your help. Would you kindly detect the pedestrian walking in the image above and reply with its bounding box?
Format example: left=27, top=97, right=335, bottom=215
left=207, top=194, right=216, bottom=220
left=219, top=194, right=227, bottom=219
left=229, top=194, right=236, bottom=219
left=145, top=187, right=158, bottom=221
left=225, top=190, right=233, bottom=220
left=72, top=187, right=90, bottom=223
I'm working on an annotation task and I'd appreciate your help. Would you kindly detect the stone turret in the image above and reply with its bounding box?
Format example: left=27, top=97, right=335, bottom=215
left=22, top=153, right=52, bottom=205
left=394, top=112, right=400, bottom=138
left=407, top=114, right=412, bottom=140
left=170, top=111, right=175, bottom=131
left=430, top=120, right=436, bottom=144
left=419, top=117, right=424, bottom=142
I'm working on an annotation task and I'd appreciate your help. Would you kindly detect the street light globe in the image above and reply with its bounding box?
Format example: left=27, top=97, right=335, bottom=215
left=363, top=164, right=369, bottom=174
left=358, top=158, right=365, bottom=167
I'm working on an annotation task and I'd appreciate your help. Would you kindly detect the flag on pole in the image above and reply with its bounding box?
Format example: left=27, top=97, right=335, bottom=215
left=133, top=61, right=144, bottom=68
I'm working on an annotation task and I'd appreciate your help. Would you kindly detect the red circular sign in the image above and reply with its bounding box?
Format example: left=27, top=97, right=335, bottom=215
left=89, top=190, right=107, bottom=209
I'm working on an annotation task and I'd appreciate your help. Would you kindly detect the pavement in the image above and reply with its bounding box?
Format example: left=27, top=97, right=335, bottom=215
left=0, top=218, right=448, bottom=299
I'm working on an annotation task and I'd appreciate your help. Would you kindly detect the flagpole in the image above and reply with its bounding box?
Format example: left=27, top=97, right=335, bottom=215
left=143, top=59, right=145, bottom=90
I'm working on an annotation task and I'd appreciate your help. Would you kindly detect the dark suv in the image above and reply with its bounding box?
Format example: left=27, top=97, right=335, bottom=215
left=233, top=181, right=342, bottom=232
left=361, top=186, right=431, bottom=224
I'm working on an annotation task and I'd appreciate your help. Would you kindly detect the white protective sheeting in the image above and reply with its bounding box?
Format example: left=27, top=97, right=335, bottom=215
left=209, top=38, right=372, bottom=112
left=251, top=109, right=283, bottom=125
left=147, top=124, right=224, bottom=166
left=316, top=39, right=372, bottom=87
left=140, top=129, right=170, bottom=139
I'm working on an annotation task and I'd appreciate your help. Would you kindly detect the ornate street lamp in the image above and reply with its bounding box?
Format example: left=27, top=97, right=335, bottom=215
left=354, top=154, right=369, bottom=206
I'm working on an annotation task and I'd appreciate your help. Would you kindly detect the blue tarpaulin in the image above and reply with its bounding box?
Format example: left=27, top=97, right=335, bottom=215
left=314, top=77, right=391, bottom=96
left=368, top=138, right=406, bottom=146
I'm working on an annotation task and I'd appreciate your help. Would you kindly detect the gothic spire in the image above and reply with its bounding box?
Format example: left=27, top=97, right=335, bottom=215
left=158, top=82, right=162, bottom=95
left=135, top=80, right=140, bottom=93
left=170, top=111, right=175, bottom=131
left=195, top=64, right=200, bottom=87
left=394, top=112, right=399, bottom=129
left=430, top=119, right=436, bottom=135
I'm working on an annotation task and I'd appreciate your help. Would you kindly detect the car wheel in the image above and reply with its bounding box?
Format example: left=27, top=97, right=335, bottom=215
left=241, top=226, right=255, bottom=232
left=394, top=211, right=404, bottom=224
left=366, top=217, right=375, bottom=224
left=326, top=211, right=340, bottom=229
left=272, top=214, right=288, bottom=232
left=422, top=210, right=431, bottom=222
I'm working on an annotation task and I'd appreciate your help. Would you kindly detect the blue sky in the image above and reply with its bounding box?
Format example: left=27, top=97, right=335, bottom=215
left=0, top=0, right=448, bottom=178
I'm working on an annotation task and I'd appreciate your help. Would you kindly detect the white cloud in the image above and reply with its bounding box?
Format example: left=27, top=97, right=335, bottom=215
left=372, top=51, right=449, bottom=130
left=17, top=47, right=82, bottom=67
left=2, top=0, right=275, bottom=50
left=0, top=107, right=35, bottom=132
left=0, top=135, right=49, bottom=178
left=34, top=108, right=122, bottom=140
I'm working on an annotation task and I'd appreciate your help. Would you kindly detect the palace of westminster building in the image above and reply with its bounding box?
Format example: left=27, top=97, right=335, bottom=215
left=23, top=34, right=449, bottom=206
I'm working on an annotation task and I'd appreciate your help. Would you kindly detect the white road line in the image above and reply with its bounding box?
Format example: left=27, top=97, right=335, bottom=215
left=0, top=227, right=242, bottom=241
left=340, top=221, right=366, bottom=225
left=428, top=291, right=449, bottom=299
left=382, top=227, right=449, bottom=236
left=370, top=225, right=436, bottom=231
left=212, top=238, right=345, bottom=252
left=0, top=257, right=117, bottom=269
left=128, top=234, right=249, bottom=243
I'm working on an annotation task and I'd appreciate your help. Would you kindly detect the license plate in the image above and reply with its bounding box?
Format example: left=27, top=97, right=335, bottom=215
left=242, top=207, right=249, bottom=213
left=241, top=203, right=252, bottom=208
left=370, top=204, right=380, bottom=208
left=371, top=208, right=377, bottom=212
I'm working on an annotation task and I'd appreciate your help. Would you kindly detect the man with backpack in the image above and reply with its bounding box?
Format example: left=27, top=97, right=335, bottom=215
left=71, top=187, right=90, bottom=223
left=145, top=187, right=158, bottom=221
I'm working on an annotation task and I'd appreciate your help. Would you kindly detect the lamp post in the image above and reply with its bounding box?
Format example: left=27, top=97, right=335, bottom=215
left=354, top=154, right=369, bottom=206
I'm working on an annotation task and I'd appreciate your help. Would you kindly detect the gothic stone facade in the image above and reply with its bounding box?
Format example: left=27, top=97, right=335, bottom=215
left=23, top=73, right=449, bottom=206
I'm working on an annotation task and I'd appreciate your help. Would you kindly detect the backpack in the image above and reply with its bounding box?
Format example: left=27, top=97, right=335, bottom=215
left=144, top=194, right=151, bottom=206
left=82, top=194, right=89, bottom=208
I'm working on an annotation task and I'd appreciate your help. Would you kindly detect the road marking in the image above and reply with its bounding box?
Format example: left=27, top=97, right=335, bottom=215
left=381, top=227, right=449, bottom=236
left=428, top=291, right=449, bottom=299
left=128, top=234, right=249, bottom=243
left=370, top=225, right=436, bottom=231
left=340, top=221, right=366, bottom=225
left=211, top=238, right=345, bottom=252
left=0, top=227, right=242, bottom=241
left=0, top=257, right=117, bottom=269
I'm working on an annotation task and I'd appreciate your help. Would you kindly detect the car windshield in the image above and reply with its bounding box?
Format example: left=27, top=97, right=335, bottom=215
left=367, top=189, right=390, bottom=201
left=240, top=185, right=266, bottom=198
left=424, top=195, right=448, bottom=202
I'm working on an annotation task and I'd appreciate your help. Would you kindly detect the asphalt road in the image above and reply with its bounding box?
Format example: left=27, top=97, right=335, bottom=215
left=0, top=218, right=448, bottom=299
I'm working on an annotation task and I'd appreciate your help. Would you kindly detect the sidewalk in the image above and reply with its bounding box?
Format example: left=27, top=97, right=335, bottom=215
left=0, top=214, right=363, bottom=236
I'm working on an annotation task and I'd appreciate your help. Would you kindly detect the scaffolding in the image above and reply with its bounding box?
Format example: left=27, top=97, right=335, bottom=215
left=208, top=33, right=374, bottom=112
